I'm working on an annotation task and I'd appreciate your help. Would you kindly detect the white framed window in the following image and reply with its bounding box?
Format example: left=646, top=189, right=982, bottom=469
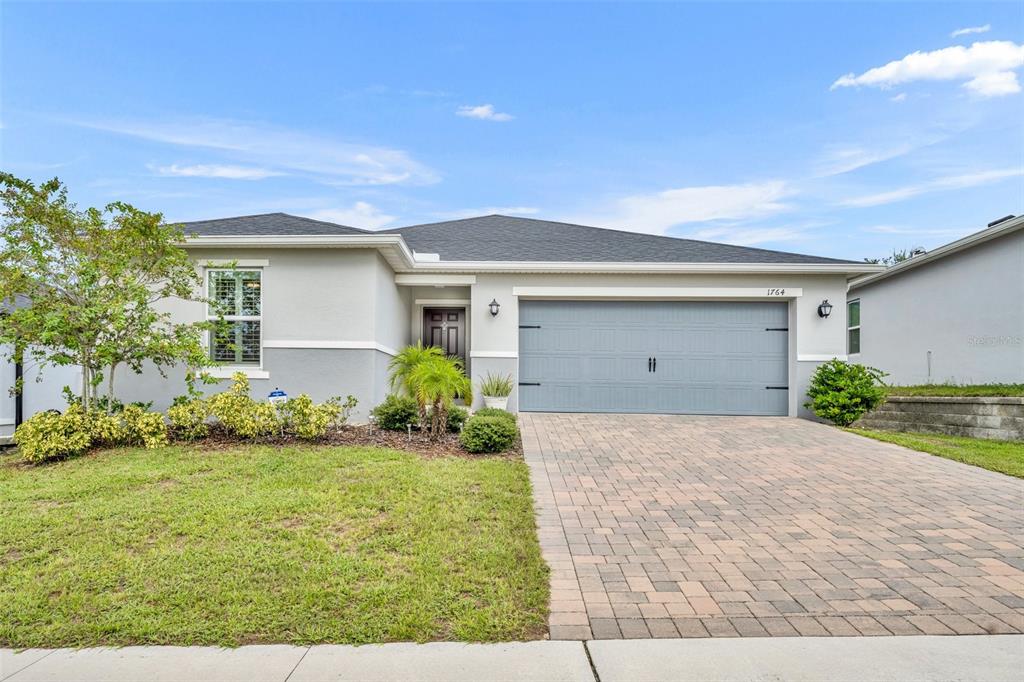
left=847, top=299, right=860, bottom=355
left=207, top=269, right=262, bottom=365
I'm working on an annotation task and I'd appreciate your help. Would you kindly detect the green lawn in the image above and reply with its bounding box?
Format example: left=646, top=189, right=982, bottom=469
left=0, top=445, right=548, bottom=647
left=885, top=383, right=1024, bottom=397
left=848, top=428, right=1024, bottom=478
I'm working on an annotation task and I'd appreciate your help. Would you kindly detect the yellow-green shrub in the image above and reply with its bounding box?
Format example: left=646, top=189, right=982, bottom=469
left=14, top=406, right=93, bottom=463
left=168, top=398, right=210, bottom=440
left=87, top=410, right=127, bottom=444
left=208, top=372, right=280, bottom=438
left=118, top=405, right=169, bottom=449
left=280, top=394, right=339, bottom=440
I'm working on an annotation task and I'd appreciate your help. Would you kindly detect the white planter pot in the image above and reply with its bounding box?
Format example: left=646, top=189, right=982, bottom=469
left=482, top=396, right=509, bottom=411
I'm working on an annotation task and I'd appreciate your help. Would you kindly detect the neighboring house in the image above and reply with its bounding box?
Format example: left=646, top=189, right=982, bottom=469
left=847, top=215, right=1024, bottom=386
left=4, top=213, right=880, bottom=425
left=0, top=297, right=82, bottom=442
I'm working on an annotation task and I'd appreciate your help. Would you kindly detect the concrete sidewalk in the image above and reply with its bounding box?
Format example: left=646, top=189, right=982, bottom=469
left=3, top=636, right=1022, bottom=682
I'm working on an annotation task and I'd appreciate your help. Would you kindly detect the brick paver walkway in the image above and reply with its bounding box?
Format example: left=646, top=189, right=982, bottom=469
left=521, top=413, right=1024, bottom=640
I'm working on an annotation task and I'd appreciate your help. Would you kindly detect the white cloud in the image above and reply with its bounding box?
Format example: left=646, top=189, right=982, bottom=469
left=963, top=70, right=1021, bottom=96
left=952, top=24, right=991, bottom=38
left=437, top=206, right=539, bottom=219
left=831, top=40, right=1024, bottom=98
left=815, top=142, right=918, bottom=176
left=890, top=92, right=907, bottom=102
left=862, top=224, right=966, bottom=236
left=75, top=117, right=438, bottom=185
left=153, top=163, right=282, bottom=180
left=456, top=104, right=514, bottom=122
left=302, top=202, right=396, bottom=230
left=684, top=225, right=807, bottom=246
left=841, top=167, right=1022, bottom=207
left=573, top=181, right=794, bottom=235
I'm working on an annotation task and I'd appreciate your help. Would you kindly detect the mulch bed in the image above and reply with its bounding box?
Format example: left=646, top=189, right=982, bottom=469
left=191, top=423, right=522, bottom=459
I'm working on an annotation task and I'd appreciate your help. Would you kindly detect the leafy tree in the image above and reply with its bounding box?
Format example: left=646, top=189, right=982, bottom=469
left=863, top=247, right=923, bottom=266
left=0, top=174, right=215, bottom=410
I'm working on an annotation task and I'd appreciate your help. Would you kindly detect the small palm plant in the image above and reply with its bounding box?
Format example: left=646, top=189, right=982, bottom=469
left=479, top=372, right=514, bottom=397
left=388, top=342, right=445, bottom=397
left=479, top=372, right=514, bottom=410
left=408, top=356, right=473, bottom=438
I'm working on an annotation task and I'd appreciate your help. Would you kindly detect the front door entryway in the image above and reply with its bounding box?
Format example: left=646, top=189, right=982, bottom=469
left=422, top=308, right=466, bottom=365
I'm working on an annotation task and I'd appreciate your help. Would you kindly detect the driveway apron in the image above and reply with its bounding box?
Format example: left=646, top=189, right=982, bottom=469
left=520, top=413, right=1024, bottom=640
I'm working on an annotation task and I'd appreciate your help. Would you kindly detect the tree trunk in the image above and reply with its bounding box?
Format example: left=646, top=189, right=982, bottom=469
left=80, top=362, right=90, bottom=411
left=106, top=363, right=118, bottom=413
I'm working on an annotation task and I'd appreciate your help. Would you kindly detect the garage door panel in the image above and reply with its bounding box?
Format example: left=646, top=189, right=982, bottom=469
left=519, top=300, right=789, bottom=415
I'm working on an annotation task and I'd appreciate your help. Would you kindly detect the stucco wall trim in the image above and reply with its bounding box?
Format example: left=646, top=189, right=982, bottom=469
left=263, top=340, right=399, bottom=356
left=512, top=286, right=803, bottom=299
left=470, top=351, right=517, bottom=358
left=207, top=367, right=271, bottom=379
left=396, top=274, right=477, bottom=285
left=414, top=298, right=472, bottom=306
left=199, top=259, right=270, bottom=267
left=798, top=354, right=848, bottom=362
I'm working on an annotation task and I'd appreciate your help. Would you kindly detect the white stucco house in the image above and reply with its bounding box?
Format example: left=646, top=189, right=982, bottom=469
left=847, top=215, right=1023, bottom=386
left=2, top=213, right=882, bottom=434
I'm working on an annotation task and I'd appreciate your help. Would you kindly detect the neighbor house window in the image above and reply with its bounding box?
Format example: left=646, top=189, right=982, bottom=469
left=847, top=299, right=860, bottom=355
left=208, top=270, right=262, bottom=364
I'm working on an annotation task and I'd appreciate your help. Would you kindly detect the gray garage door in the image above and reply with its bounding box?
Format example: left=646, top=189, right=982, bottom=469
left=518, top=300, right=789, bottom=415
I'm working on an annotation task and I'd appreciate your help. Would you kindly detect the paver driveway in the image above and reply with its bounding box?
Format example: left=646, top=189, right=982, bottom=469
left=520, top=413, right=1024, bottom=640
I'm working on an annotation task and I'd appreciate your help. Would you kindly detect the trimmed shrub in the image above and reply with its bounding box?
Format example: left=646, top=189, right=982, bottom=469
left=805, top=359, right=887, bottom=426
left=118, top=405, right=169, bottom=449
left=459, top=415, right=519, bottom=454
left=447, top=405, right=469, bottom=432
left=472, top=407, right=517, bottom=425
left=208, top=372, right=280, bottom=438
left=371, top=394, right=419, bottom=431
left=87, top=409, right=128, bottom=444
left=14, top=406, right=92, bottom=463
left=14, top=402, right=170, bottom=463
left=168, top=398, right=210, bottom=441
left=279, top=394, right=351, bottom=440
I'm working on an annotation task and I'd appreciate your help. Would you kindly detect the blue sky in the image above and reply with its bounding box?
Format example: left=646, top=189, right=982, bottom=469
left=2, top=2, right=1022, bottom=260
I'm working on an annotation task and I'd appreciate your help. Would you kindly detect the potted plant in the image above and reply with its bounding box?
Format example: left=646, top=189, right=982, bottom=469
left=479, top=372, right=514, bottom=410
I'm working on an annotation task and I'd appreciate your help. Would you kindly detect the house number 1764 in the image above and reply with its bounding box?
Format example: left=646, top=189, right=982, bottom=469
left=766, top=288, right=786, bottom=296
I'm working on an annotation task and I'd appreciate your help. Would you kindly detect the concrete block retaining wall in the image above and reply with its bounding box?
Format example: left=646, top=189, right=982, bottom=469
left=857, top=396, right=1024, bottom=441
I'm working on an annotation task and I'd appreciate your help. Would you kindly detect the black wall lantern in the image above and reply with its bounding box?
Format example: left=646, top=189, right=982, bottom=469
left=817, top=299, right=833, bottom=318
left=488, top=299, right=501, bottom=316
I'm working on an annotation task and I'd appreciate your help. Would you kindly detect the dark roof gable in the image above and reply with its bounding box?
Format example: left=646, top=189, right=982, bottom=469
left=385, top=215, right=856, bottom=264
left=179, top=212, right=368, bottom=236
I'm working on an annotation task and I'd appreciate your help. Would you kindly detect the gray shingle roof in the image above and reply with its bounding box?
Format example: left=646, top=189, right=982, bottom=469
left=179, top=212, right=855, bottom=264
left=180, top=212, right=369, bottom=236
left=385, top=215, right=856, bottom=264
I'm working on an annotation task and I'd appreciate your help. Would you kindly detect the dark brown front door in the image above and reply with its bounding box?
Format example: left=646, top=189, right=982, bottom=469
left=422, top=308, right=466, bottom=363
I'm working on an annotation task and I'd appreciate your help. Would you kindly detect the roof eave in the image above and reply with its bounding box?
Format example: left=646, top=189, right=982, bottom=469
left=183, top=234, right=416, bottom=271
left=396, top=260, right=881, bottom=275
left=848, top=215, right=1024, bottom=290
left=182, top=235, right=880, bottom=274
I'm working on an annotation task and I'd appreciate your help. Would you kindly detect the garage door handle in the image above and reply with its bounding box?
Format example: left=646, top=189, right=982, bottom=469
left=648, top=357, right=652, bottom=372
left=653, top=357, right=657, bottom=372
